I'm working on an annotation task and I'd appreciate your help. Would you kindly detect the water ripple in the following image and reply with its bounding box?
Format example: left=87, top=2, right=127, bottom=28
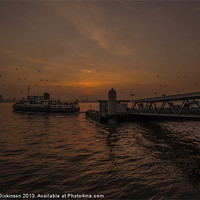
left=1, top=103, right=200, bottom=198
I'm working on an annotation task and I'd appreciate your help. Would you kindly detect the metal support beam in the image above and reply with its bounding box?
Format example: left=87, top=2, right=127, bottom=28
left=195, top=100, right=200, bottom=108
left=187, top=100, right=195, bottom=109
left=167, top=101, right=177, bottom=114
left=158, top=101, right=166, bottom=114
left=191, top=99, right=200, bottom=109
left=152, top=102, right=158, bottom=114
left=144, top=102, right=149, bottom=110
left=132, top=102, right=137, bottom=109
left=178, top=100, right=186, bottom=115
left=136, top=102, right=144, bottom=113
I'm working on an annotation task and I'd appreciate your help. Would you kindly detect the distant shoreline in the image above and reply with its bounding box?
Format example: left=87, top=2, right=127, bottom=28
left=79, top=101, right=98, bottom=103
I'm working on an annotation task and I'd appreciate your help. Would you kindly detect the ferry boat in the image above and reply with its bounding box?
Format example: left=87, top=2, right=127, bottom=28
left=13, top=93, right=80, bottom=113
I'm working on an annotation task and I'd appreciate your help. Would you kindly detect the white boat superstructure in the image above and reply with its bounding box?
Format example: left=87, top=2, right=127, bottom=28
left=13, top=93, right=80, bottom=113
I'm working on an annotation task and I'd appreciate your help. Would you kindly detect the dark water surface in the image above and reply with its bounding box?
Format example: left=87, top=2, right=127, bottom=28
left=1, top=103, right=200, bottom=199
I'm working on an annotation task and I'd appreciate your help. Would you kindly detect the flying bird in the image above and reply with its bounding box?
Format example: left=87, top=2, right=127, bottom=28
left=58, top=85, right=60, bottom=88
left=16, top=68, right=18, bottom=71
left=37, top=69, right=40, bottom=72
left=36, top=84, right=38, bottom=87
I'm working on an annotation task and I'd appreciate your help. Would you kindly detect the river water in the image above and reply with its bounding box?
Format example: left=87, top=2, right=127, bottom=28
left=0, top=103, right=200, bottom=199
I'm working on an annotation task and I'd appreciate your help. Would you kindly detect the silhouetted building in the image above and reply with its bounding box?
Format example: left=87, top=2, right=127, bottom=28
left=99, top=89, right=130, bottom=115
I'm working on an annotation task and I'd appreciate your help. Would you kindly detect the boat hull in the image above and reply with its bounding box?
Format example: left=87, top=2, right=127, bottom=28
left=13, top=105, right=80, bottom=113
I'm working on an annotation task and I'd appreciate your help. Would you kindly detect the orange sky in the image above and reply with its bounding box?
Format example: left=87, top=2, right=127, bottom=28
left=0, top=1, right=200, bottom=100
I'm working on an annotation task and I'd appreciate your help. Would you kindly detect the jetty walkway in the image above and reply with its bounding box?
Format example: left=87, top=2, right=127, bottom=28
left=86, top=89, right=200, bottom=124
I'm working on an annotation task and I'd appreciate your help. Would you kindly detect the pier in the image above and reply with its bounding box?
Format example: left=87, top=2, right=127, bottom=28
left=86, top=89, right=200, bottom=123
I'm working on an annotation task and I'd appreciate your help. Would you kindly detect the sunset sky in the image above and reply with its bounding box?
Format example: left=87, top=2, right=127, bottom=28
left=0, top=1, right=200, bottom=100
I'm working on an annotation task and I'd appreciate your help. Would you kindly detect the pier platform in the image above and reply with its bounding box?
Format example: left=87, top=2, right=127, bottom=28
left=86, top=90, right=200, bottom=124
left=85, top=110, right=200, bottom=124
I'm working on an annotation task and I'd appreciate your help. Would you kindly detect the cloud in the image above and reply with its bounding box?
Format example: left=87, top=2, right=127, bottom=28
left=65, top=68, right=155, bottom=89
left=80, top=69, right=92, bottom=73
left=0, top=48, right=74, bottom=70
left=56, top=3, right=135, bottom=56
left=196, top=5, right=200, bottom=12
left=71, top=18, right=134, bottom=56
left=69, top=80, right=112, bottom=88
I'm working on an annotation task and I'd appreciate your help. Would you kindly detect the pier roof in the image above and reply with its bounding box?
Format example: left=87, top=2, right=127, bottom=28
left=135, top=91, right=200, bottom=103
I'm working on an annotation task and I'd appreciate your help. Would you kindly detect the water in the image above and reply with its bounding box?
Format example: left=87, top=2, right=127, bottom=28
left=1, top=103, right=200, bottom=199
